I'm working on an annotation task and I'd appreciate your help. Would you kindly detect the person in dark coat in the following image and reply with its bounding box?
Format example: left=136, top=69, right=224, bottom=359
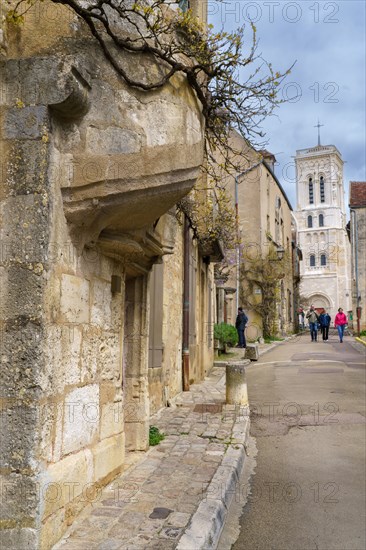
left=235, top=307, right=248, bottom=348
left=319, top=310, right=331, bottom=341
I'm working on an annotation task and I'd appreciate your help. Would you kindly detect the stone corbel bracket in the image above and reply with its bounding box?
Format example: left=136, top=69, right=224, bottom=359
left=49, top=66, right=91, bottom=120
left=95, top=214, right=175, bottom=278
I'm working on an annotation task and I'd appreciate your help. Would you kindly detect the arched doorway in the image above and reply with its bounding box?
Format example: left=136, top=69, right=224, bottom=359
left=306, top=293, right=332, bottom=314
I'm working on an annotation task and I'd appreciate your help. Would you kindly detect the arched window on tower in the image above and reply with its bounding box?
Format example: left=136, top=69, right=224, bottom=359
left=310, top=254, right=316, bottom=267
left=309, top=178, right=314, bottom=204
left=307, top=215, right=313, bottom=228
left=320, top=254, right=327, bottom=266
left=320, top=176, right=325, bottom=203
left=319, top=213, right=324, bottom=227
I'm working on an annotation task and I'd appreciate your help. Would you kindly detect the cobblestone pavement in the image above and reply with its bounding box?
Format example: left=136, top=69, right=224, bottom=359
left=54, top=362, right=251, bottom=550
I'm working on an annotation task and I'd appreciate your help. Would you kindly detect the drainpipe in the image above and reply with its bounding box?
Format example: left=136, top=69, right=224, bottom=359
left=182, top=215, right=190, bottom=391
left=291, top=212, right=300, bottom=329
left=235, top=175, right=240, bottom=311
left=350, top=208, right=360, bottom=335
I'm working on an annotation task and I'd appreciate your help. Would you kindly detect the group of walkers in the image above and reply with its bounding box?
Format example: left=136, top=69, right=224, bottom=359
left=235, top=304, right=348, bottom=347
left=305, top=305, right=348, bottom=343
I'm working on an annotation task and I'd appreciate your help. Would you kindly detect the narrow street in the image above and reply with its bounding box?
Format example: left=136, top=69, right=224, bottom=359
left=227, top=332, right=366, bottom=550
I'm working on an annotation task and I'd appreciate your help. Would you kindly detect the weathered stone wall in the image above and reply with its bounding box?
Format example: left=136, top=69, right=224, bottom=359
left=1, top=2, right=205, bottom=547
left=224, top=132, right=295, bottom=338
left=148, top=216, right=215, bottom=415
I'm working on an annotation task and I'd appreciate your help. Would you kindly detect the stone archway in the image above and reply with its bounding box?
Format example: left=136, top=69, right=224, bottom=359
left=306, top=293, right=332, bottom=311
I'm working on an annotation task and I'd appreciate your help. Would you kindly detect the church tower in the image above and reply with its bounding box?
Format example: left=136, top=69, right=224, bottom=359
left=294, top=135, right=352, bottom=320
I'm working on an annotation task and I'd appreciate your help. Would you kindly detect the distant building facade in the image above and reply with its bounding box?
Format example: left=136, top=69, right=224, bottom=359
left=294, top=144, right=352, bottom=319
left=224, top=132, right=296, bottom=339
left=349, top=182, right=366, bottom=332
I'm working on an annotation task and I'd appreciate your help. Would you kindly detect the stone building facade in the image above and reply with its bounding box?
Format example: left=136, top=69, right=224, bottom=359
left=148, top=213, right=216, bottom=415
left=0, top=2, right=207, bottom=548
left=294, top=144, right=352, bottom=319
left=224, top=132, right=296, bottom=339
left=349, top=182, right=366, bottom=332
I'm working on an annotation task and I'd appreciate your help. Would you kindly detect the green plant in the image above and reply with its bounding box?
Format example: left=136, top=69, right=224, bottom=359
left=240, top=250, right=291, bottom=339
left=149, top=426, right=165, bottom=446
left=359, top=330, right=366, bottom=337
left=214, top=323, right=238, bottom=347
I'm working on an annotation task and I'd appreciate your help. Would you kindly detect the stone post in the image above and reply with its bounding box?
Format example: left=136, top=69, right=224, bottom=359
left=226, top=361, right=250, bottom=406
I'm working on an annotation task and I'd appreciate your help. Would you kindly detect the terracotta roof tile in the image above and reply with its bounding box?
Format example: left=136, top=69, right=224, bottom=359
left=349, top=181, right=366, bottom=207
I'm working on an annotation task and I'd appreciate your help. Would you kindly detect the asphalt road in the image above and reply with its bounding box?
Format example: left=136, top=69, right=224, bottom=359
left=223, top=331, right=366, bottom=550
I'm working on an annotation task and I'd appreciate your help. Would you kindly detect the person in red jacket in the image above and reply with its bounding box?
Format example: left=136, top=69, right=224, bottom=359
left=334, top=308, right=347, bottom=343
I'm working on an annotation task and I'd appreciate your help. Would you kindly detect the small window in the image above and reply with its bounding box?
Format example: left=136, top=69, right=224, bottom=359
left=321, top=254, right=327, bottom=266
left=309, top=178, right=314, bottom=204
left=307, top=215, right=313, bottom=228
left=310, top=254, right=316, bottom=267
left=320, top=176, right=325, bottom=203
left=319, top=214, right=324, bottom=227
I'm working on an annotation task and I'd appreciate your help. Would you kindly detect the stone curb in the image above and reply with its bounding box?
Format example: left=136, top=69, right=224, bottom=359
left=177, top=406, right=250, bottom=549
left=178, top=337, right=296, bottom=549
left=355, top=337, right=366, bottom=347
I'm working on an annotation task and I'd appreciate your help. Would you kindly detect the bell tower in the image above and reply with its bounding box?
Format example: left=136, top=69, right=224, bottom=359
left=294, top=135, right=351, bottom=320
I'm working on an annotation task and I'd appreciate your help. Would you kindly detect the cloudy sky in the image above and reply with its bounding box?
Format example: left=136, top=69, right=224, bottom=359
left=208, top=0, right=366, bottom=212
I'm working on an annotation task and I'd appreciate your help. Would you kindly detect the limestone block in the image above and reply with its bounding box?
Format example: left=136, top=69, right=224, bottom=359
left=42, top=325, right=82, bottom=393
left=125, top=421, right=148, bottom=452
left=2, top=140, right=51, bottom=196
left=0, top=473, right=38, bottom=523
left=123, top=378, right=149, bottom=421
left=62, top=385, right=99, bottom=455
left=245, top=343, right=259, bottom=361
left=0, top=401, right=38, bottom=470
left=39, top=402, right=56, bottom=463
left=60, top=274, right=90, bottom=324
left=92, top=434, right=124, bottom=483
left=52, top=405, right=63, bottom=463
left=39, top=449, right=94, bottom=520
left=98, top=332, right=121, bottom=381
left=39, top=506, right=65, bottom=550
left=100, top=401, right=124, bottom=440
left=86, top=127, right=141, bottom=155
left=0, top=320, right=43, bottom=398
left=91, top=279, right=112, bottom=329
left=144, top=99, right=184, bottom=147
left=80, top=326, right=100, bottom=383
left=0, top=528, right=38, bottom=550
left=4, top=106, right=48, bottom=140
left=110, top=289, right=124, bottom=332
left=186, top=107, right=203, bottom=146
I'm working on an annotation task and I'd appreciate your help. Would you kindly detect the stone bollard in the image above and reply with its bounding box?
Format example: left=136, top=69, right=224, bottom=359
left=245, top=342, right=259, bottom=361
left=226, top=361, right=250, bottom=406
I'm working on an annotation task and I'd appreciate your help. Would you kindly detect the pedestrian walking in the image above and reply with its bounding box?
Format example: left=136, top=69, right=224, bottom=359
left=235, top=307, right=248, bottom=348
left=319, top=310, right=331, bottom=341
left=306, top=305, right=319, bottom=342
left=334, top=308, right=347, bottom=343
